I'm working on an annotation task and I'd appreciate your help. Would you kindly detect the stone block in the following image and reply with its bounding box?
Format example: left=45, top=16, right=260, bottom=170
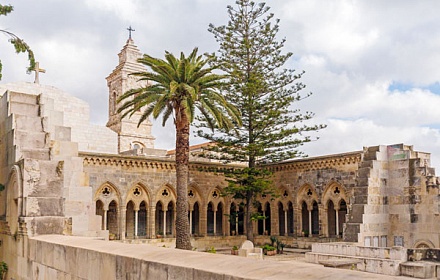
left=145, top=262, right=168, bottom=280
left=400, top=262, right=435, bottom=279
left=10, top=102, right=39, bottom=117
left=14, top=115, right=42, bottom=131
left=167, top=266, right=194, bottom=280
left=194, top=269, right=224, bottom=280
left=53, top=244, right=66, bottom=272
left=26, top=197, right=64, bottom=216
left=50, top=141, right=78, bottom=157
left=99, top=253, right=116, bottom=280
left=32, top=261, right=47, bottom=280
left=46, top=267, right=58, bottom=280
left=75, top=248, right=89, bottom=279
left=16, top=130, right=47, bottom=149
left=55, top=126, right=71, bottom=141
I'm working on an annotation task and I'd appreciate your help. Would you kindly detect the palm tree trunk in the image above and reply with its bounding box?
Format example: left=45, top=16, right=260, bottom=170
left=175, top=112, right=192, bottom=250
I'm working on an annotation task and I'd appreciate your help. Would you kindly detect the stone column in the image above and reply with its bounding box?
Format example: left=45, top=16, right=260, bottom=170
left=271, top=204, right=278, bottom=236
left=134, top=209, right=139, bottom=238
left=335, top=208, right=339, bottom=237
left=103, top=210, right=108, bottom=230
left=150, top=205, right=156, bottom=239
left=235, top=208, right=239, bottom=234
left=308, top=209, right=312, bottom=237
left=189, top=209, right=193, bottom=235
left=213, top=210, right=217, bottom=236
left=201, top=205, right=208, bottom=236
left=163, top=210, right=167, bottom=237
left=262, top=210, right=266, bottom=234
left=120, top=205, right=126, bottom=240
left=284, top=210, right=288, bottom=236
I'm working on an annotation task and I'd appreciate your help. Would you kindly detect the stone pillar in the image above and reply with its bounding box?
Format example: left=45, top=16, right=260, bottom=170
left=134, top=209, right=139, bottom=237
left=335, top=208, right=339, bottom=237
left=103, top=210, right=108, bottom=230
left=284, top=210, right=288, bottom=236
left=120, top=205, right=126, bottom=240
left=235, top=207, right=239, bottom=234
left=163, top=210, right=167, bottom=237
left=201, top=205, right=207, bottom=236
left=150, top=205, right=156, bottom=238
left=224, top=203, right=230, bottom=236
left=213, top=210, right=217, bottom=236
left=271, top=204, right=278, bottom=236
left=189, top=210, right=193, bottom=235
left=308, top=209, right=312, bottom=237
left=262, top=210, right=266, bottom=234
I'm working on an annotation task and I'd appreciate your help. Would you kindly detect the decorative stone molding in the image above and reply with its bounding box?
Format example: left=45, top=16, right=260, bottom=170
left=267, top=152, right=361, bottom=172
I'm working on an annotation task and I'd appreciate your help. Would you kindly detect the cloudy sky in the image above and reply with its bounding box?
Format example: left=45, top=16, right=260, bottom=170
left=2, top=0, right=440, bottom=169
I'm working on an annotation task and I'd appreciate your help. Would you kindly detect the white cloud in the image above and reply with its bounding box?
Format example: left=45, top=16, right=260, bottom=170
left=2, top=0, right=440, bottom=171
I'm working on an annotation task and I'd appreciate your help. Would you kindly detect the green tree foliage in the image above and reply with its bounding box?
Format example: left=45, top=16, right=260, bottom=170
left=118, top=48, right=241, bottom=250
left=198, top=0, right=326, bottom=241
left=0, top=4, right=35, bottom=80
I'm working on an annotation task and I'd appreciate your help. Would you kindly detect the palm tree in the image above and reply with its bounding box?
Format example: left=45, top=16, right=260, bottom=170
left=118, top=48, right=241, bottom=250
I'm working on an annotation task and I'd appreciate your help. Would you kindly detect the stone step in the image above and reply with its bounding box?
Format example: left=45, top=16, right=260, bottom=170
left=19, top=148, right=50, bottom=161
left=8, top=91, right=38, bottom=104
left=400, top=261, right=437, bottom=279
left=15, top=130, right=48, bottom=149
left=9, top=101, right=39, bottom=117
left=306, top=252, right=403, bottom=276
left=14, top=115, right=43, bottom=131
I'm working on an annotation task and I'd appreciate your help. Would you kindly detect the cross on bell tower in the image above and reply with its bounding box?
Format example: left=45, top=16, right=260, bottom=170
left=127, top=26, right=135, bottom=40
left=106, top=31, right=155, bottom=153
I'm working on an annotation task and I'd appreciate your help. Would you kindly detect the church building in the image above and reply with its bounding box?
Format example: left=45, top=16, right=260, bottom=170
left=1, top=36, right=440, bottom=278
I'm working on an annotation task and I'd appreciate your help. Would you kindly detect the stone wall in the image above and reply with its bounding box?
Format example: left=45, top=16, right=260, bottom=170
left=0, top=82, right=118, bottom=155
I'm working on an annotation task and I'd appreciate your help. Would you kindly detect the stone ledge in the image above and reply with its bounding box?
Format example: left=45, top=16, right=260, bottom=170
left=319, top=259, right=361, bottom=269
left=400, top=261, right=437, bottom=279
left=22, top=235, right=416, bottom=280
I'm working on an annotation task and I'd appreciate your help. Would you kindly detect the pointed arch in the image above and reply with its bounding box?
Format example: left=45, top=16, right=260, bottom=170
left=322, top=181, right=347, bottom=209
left=296, top=183, right=319, bottom=209
left=155, top=184, right=177, bottom=208
left=322, top=182, right=347, bottom=237
left=5, top=165, right=22, bottom=234
left=126, top=183, right=152, bottom=209
left=94, top=182, right=121, bottom=209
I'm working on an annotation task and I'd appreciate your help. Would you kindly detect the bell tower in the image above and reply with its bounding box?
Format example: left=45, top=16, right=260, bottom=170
left=106, top=35, right=155, bottom=153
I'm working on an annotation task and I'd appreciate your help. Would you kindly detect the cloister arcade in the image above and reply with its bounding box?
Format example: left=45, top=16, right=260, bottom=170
left=93, top=181, right=348, bottom=240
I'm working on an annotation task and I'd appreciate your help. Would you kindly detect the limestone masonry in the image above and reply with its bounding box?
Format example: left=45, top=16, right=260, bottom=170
left=1, top=38, right=440, bottom=279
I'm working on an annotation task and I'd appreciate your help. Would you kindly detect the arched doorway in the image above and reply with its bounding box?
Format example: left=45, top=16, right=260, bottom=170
left=155, top=202, right=164, bottom=236
left=338, top=200, right=347, bottom=236
left=327, top=200, right=336, bottom=237
left=108, top=200, right=118, bottom=238
left=230, top=202, right=239, bottom=235
left=301, top=201, right=309, bottom=236
left=278, top=202, right=285, bottom=236
left=287, top=202, right=294, bottom=236
left=190, top=202, right=200, bottom=236
left=138, top=201, right=147, bottom=237
left=95, top=200, right=105, bottom=230
left=126, top=201, right=135, bottom=238
left=216, top=203, right=224, bottom=235
left=264, top=202, right=271, bottom=235
left=311, top=201, right=319, bottom=235
left=166, top=201, right=174, bottom=236
left=257, top=204, right=263, bottom=235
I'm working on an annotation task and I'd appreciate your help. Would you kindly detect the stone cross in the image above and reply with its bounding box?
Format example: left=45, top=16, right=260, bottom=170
left=32, top=62, right=46, bottom=84
left=127, top=26, right=135, bottom=39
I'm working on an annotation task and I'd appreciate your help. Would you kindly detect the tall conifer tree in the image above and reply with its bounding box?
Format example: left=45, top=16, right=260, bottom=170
left=198, top=0, right=325, bottom=241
